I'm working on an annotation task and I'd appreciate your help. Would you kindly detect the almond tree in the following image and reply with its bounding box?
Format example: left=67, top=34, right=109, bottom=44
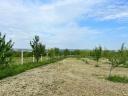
left=54, top=48, right=60, bottom=57
left=47, top=48, right=55, bottom=58
left=0, top=32, right=14, bottom=66
left=107, top=43, right=127, bottom=77
left=93, top=46, right=102, bottom=66
left=63, top=49, right=70, bottom=57
left=30, top=36, right=45, bottom=63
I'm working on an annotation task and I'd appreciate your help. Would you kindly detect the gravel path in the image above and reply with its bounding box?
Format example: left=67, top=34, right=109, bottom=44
left=0, top=58, right=128, bottom=96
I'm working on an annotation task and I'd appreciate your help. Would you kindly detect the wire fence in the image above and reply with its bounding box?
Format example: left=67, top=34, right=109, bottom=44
left=11, top=50, right=50, bottom=65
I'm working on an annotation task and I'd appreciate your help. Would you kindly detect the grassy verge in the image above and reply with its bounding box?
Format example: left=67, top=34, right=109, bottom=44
left=107, top=75, right=128, bottom=83
left=0, top=57, right=64, bottom=80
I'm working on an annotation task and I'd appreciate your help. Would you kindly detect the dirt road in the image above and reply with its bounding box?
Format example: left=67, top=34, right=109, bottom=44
left=0, top=58, right=128, bottom=96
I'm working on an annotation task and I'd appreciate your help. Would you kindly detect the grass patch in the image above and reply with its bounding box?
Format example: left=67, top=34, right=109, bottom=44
left=0, top=57, right=64, bottom=80
left=107, top=75, right=128, bottom=83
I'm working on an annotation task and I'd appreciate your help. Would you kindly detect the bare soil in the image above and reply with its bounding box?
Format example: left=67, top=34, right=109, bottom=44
left=0, top=58, right=128, bottom=96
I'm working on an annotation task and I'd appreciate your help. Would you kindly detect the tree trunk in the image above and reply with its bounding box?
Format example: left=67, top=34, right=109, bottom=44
left=33, top=55, right=35, bottom=63
left=95, top=60, right=99, bottom=67
left=41, top=55, right=43, bottom=62
left=109, top=65, right=113, bottom=77
left=36, top=58, right=39, bottom=63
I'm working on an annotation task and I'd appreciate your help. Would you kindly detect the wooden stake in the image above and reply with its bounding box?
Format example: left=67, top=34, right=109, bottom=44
left=33, top=54, right=35, bottom=63
left=41, top=55, right=43, bottom=62
left=21, top=50, right=24, bottom=64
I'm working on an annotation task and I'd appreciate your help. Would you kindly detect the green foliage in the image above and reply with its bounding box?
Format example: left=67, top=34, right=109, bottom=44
left=123, top=60, right=128, bottom=68
left=107, top=75, right=128, bottom=83
left=48, top=48, right=55, bottom=58
left=80, top=50, right=92, bottom=58
left=47, top=48, right=61, bottom=58
left=13, top=51, right=33, bottom=57
left=118, top=43, right=127, bottom=64
left=93, top=46, right=102, bottom=65
left=54, top=48, right=60, bottom=56
left=63, top=49, right=92, bottom=58
left=30, top=36, right=45, bottom=63
left=72, top=50, right=80, bottom=56
left=63, top=49, right=70, bottom=56
left=0, top=33, right=14, bottom=66
left=107, top=43, right=128, bottom=77
left=80, top=58, right=89, bottom=64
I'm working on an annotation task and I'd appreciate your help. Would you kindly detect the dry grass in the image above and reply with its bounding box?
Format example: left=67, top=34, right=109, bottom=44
left=0, top=58, right=128, bottom=96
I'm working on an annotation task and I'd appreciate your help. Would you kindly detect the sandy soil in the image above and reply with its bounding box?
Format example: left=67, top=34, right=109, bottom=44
left=0, top=58, right=128, bottom=96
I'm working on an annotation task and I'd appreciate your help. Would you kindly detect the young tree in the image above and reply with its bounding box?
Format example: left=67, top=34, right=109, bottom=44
left=107, top=43, right=127, bottom=77
left=40, top=43, right=46, bottom=57
left=0, top=33, right=14, bottom=66
left=73, top=50, right=80, bottom=56
left=47, top=48, right=55, bottom=58
left=118, top=43, right=127, bottom=65
left=107, top=52, right=119, bottom=77
left=93, top=46, right=102, bottom=66
left=54, top=48, right=60, bottom=57
left=63, top=49, right=70, bottom=57
left=30, top=36, right=45, bottom=63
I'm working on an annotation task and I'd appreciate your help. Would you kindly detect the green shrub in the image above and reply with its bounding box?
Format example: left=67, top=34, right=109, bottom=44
left=81, top=58, right=89, bottom=64
left=0, top=33, right=14, bottom=66
left=107, top=43, right=127, bottom=77
left=30, top=35, right=46, bottom=63
left=107, top=75, right=128, bottom=83
left=93, top=46, right=102, bottom=66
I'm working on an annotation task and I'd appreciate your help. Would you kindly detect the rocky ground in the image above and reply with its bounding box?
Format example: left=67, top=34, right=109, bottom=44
left=0, top=58, right=128, bottom=96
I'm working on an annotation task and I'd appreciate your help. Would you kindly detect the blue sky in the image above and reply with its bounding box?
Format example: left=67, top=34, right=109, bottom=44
left=0, top=0, right=128, bottom=49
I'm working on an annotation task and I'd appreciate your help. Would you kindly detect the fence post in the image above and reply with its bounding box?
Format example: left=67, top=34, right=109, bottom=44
left=41, top=55, right=43, bottom=62
left=47, top=51, right=49, bottom=60
left=33, top=54, right=35, bottom=63
left=21, top=50, right=24, bottom=64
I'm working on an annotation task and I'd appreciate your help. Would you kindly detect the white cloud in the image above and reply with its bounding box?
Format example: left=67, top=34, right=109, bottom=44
left=0, top=0, right=128, bottom=49
left=87, top=0, right=128, bottom=21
